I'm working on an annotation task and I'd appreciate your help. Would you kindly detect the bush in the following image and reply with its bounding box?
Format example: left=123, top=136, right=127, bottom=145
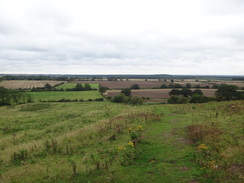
left=190, top=94, right=208, bottom=103
left=167, top=95, right=189, bottom=104
left=128, top=97, right=143, bottom=105
left=121, top=88, right=131, bottom=96
left=160, top=84, right=168, bottom=88
left=130, top=84, right=140, bottom=89
left=111, top=94, right=127, bottom=103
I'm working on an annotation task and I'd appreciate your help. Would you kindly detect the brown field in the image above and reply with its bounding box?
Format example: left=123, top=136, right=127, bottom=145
left=0, top=80, right=67, bottom=89
left=73, top=80, right=244, bottom=89
left=106, top=89, right=217, bottom=99
left=73, top=80, right=170, bottom=89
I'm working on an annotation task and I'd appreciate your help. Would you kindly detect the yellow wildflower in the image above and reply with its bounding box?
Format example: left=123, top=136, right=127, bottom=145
left=197, top=144, right=208, bottom=149
left=118, top=145, right=126, bottom=151
left=128, top=141, right=134, bottom=147
left=128, top=127, right=132, bottom=133
left=136, top=125, right=144, bottom=131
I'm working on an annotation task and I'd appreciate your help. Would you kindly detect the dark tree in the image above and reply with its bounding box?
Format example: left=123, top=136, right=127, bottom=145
left=160, top=84, right=168, bottom=88
left=130, top=84, right=140, bottom=89
left=112, top=93, right=127, bottom=103
left=185, top=83, right=192, bottom=88
left=99, top=86, right=108, bottom=94
left=180, top=88, right=193, bottom=97
left=190, top=94, right=208, bottom=103
left=192, top=89, right=203, bottom=95
left=121, top=88, right=131, bottom=96
left=215, top=84, right=239, bottom=100
left=75, top=84, right=84, bottom=91
left=84, top=83, right=92, bottom=90
left=45, top=83, right=52, bottom=90
left=169, top=89, right=181, bottom=96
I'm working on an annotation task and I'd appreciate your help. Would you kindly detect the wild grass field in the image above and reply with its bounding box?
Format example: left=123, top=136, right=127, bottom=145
left=0, top=101, right=243, bottom=183
left=28, top=91, right=102, bottom=102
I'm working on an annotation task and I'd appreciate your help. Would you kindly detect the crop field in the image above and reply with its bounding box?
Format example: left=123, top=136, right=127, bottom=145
left=73, top=80, right=244, bottom=89
left=28, top=91, right=102, bottom=102
left=55, top=83, right=99, bottom=90
left=106, top=89, right=217, bottom=99
left=0, top=101, right=243, bottom=183
left=0, top=80, right=67, bottom=89
left=73, top=80, right=169, bottom=89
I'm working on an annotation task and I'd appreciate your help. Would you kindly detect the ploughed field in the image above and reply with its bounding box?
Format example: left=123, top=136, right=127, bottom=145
left=73, top=80, right=244, bottom=89
left=106, top=89, right=217, bottom=99
left=0, top=80, right=67, bottom=89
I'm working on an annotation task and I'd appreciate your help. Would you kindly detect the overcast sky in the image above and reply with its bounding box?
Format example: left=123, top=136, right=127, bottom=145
left=0, top=0, right=244, bottom=75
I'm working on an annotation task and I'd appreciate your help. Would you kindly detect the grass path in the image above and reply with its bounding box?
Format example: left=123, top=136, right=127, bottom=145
left=72, top=105, right=205, bottom=183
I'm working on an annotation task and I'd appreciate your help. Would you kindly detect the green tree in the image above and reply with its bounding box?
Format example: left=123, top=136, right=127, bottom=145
left=160, top=84, right=168, bottom=88
left=128, top=97, right=143, bottom=105
left=215, top=84, right=239, bottom=100
left=75, top=84, right=84, bottom=91
left=169, top=89, right=180, bottom=96
left=84, top=83, right=92, bottom=90
left=130, top=84, right=140, bottom=89
left=180, top=88, right=193, bottom=97
left=167, top=95, right=189, bottom=104
left=112, top=93, right=127, bottom=103
left=192, top=89, right=203, bottom=95
left=45, top=83, right=52, bottom=90
left=99, top=86, right=108, bottom=94
left=121, top=88, right=131, bottom=96
left=190, top=94, right=208, bottom=103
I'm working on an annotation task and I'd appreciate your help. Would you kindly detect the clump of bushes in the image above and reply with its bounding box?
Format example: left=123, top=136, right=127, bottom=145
left=110, top=94, right=143, bottom=105
left=0, top=87, right=33, bottom=105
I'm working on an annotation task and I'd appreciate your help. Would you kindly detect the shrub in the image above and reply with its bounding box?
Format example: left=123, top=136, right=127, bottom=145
left=190, top=94, right=208, bottom=103
left=121, top=88, right=131, bottom=96
left=111, top=94, right=127, bottom=103
left=130, top=84, right=140, bottom=89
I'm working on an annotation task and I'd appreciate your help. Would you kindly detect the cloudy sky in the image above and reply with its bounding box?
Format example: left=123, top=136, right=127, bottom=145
left=0, top=0, right=244, bottom=75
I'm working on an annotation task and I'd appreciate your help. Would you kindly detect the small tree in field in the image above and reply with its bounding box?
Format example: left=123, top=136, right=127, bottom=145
left=45, top=83, right=52, bottom=90
left=192, top=89, right=203, bottom=95
left=130, top=84, right=140, bottom=89
left=75, top=84, right=84, bottom=91
left=121, top=88, right=131, bottom=96
left=169, top=89, right=181, bottom=96
left=84, top=83, right=92, bottom=90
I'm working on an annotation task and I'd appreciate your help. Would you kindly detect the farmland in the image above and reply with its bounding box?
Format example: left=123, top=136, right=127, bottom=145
left=55, top=83, right=99, bottom=90
left=0, top=78, right=243, bottom=182
left=0, top=101, right=243, bottom=182
left=106, top=89, right=217, bottom=99
left=0, top=80, right=67, bottom=89
left=73, top=80, right=244, bottom=89
left=28, top=91, right=103, bottom=102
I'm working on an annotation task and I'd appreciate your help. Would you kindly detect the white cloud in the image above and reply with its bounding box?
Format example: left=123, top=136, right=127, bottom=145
left=0, top=0, right=244, bottom=75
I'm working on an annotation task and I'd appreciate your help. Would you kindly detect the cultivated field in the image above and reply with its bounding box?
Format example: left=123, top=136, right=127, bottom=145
left=0, top=80, right=67, bottom=89
left=106, top=89, right=217, bottom=99
left=73, top=80, right=244, bottom=89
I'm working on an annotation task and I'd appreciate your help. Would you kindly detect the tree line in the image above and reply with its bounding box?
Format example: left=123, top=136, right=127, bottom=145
left=167, top=85, right=244, bottom=104
left=0, top=87, right=33, bottom=106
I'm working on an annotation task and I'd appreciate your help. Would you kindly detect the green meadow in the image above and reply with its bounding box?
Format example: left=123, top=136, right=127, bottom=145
left=55, top=83, right=99, bottom=90
left=0, top=100, right=243, bottom=183
left=28, top=91, right=102, bottom=102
